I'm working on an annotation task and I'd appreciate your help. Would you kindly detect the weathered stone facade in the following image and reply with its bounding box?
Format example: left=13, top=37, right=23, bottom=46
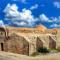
left=0, top=25, right=58, bottom=55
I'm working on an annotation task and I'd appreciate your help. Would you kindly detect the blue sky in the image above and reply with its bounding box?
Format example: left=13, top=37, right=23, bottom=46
left=0, top=0, right=60, bottom=28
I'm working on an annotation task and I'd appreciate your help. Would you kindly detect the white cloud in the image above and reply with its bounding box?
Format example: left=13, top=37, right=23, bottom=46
left=50, top=24, right=60, bottom=28
left=4, top=3, right=60, bottom=28
left=4, top=4, right=20, bottom=17
left=53, top=1, right=60, bottom=8
left=0, top=20, right=5, bottom=27
left=51, top=17, right=60, bottom=22
left=39, top=14, right=60, bottom=23
left=30, top=4, right=38, bottom=10
left=20, top=9, right=34, bottom=21
left=39, top=14, right=60, bottom=28
left=14, top=21, right=28, bottom=26
left=39, top=14, right=52, bottom=22
left=3, top=3, right=37, bottom=27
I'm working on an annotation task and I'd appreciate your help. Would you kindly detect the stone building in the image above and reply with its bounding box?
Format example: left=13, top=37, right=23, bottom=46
left=0, top=25, right=57, bottom=55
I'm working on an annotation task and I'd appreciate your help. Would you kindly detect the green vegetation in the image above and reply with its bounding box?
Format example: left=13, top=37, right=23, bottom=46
left=37, top=47, right=50, bottom=53
left=31, top=52, right=39, bottom=56
left=56, top=47, right=60, bottom=52
left=31, top=47, right=60, bottom=56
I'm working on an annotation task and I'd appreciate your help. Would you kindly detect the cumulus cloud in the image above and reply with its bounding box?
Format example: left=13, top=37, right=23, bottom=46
left=53, top=1, right=60, bottom=8
left=4, top=3, right=60, bottom=28
left=30, top=4, right=38, bottom=10
left=4, top=4, right=20, bottom=18
left=39, top=14, right=60, bottom=23
left=50, top=24, right=60, bottom=28
left=51, top=16, right=60, bottom=22
left=14, top=21, right=28, bottom=27
left=39, top=14, right=60, bottom=28
left=3, top=3, right=37, bottom=27
left=39, top=14, right=52, bottom=22
left=0, top=20, right=5, bottom=27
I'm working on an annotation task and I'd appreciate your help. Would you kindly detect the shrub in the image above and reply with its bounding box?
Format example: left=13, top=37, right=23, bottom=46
left=31, top=52, right=39, bottom=56
left=48, top=48, right=57, bottom=53
left=56, top=47, right=60, bottom=52
left=37, top=47, right=50, bottom=53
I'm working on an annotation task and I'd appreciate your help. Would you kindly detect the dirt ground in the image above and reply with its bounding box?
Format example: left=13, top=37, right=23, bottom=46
left=0, top=51, right=60, bottom=60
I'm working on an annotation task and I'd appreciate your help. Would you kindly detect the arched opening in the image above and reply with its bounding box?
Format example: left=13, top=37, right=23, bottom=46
left=9, top=35, right=29, bottom=55
left=23, top=39, right=29, bottom=55
left=16, top=36, right=29, bottom=55
left=49, top=36, right=56, bottom=49
left=36, top=37, right=43, bottom=51
left=1, top=43, right=4, bottom=51
left=0, top=27, right=6, bottom=36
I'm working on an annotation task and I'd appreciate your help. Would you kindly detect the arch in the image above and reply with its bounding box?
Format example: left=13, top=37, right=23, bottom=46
left=36, top=37, right=43, bottom=50
left=49, top=36, right=56, bottom=49
left=22, top=37, right=29, bottom=55
left=1, top=43, right=4, bottom=51
left=7, top=34, right=29, bottom=55
left=0, top=27, right=6, bottom=37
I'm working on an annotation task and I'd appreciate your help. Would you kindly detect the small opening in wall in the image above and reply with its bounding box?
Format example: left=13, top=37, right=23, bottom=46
left=1, top=43, right=4, bottom=51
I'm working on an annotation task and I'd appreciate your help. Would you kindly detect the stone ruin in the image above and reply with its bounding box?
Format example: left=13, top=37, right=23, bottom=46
left=0, top=25, right=58, bottom=55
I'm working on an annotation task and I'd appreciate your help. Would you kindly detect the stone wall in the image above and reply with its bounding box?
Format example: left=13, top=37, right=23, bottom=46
left=4, top=34, right=29, bottom=55
left=0, top=27, right=58, bottom=56
left=56, top=29, right=60, bottom=48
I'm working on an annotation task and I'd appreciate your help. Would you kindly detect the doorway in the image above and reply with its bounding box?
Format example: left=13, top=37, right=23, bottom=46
left=1, top=43, right=4, bottom=51
left=36, top=37, right=43, bottom=50
left=49, top=36, right=56, bottom=49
